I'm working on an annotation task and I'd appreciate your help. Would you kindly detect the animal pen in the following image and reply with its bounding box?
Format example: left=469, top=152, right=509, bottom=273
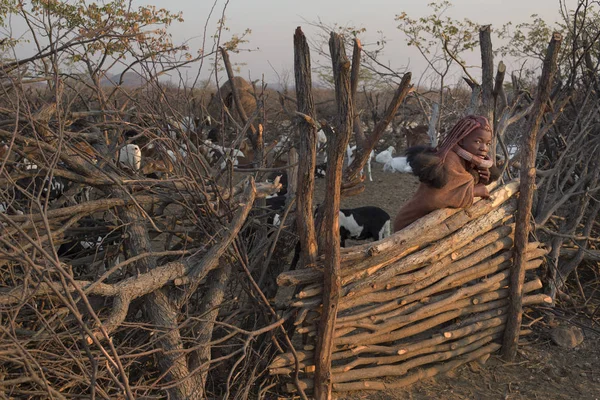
left=267, top=28, right=559, bottom=396
left=0, top=15, right=565, bottom=397
left=270, top=181, right=550, bottom=393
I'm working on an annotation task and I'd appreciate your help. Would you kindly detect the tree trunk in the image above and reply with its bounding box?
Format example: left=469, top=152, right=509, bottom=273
left=116, top=194, right=202, bottom=399
left=188, top=261, right=232, bottom=397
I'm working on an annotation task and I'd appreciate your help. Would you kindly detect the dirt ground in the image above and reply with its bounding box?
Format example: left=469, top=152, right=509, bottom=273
left=313, top=163, right=420, bottom=221
left=308, top=165, right=600, bottom=400
left=338, top=326, right=600, bottom=400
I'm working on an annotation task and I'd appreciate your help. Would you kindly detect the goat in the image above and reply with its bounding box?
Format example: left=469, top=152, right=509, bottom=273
left=118, top=144, right=142, bottom=171
left=57, top=217, right=122, bottom=276
left=265, top=194, right=287, bottom=226
left=383, top=156, right=413, bottom=173
left=375, top=146, right=396, bottom=165
left=290, top=205, right=391, bottom=268
left=316, top=129, right=328, bottom=155
left=266, top=172, right=288, bottom=197
left=200, top=140, right=246, bottom=169
left=338, top=206, right=391, bottom=247
left=346, top=145, right=375, bottom=182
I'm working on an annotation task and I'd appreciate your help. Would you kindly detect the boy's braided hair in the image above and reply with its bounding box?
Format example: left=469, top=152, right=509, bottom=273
left=435, top=115, right=492, bottom=161
left=407, top=115, right=493, bottom=189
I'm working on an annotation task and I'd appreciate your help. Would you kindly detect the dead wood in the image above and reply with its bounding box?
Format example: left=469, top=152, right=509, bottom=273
left=293, top=26, right=319, bottom=269
left=503, top=31, right=562, bottom=361
left=343, top=193, right=519, bottom=295
left=343, top=73, right=412, bottom=193
left=494, top=61, right=508, bottom=112
left=313, top=31, right=354, bottom=400
left=479, top=25, right=495, bottom=158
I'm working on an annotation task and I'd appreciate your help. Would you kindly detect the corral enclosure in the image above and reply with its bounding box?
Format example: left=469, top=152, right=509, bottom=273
left=1, top=1, right=600, bottom=399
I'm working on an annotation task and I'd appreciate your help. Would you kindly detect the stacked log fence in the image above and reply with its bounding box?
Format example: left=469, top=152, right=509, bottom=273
left=270, top=181, right=550, bottom=392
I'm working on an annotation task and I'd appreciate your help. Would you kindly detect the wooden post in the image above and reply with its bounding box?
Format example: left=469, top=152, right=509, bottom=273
left=493, top=61, right=508, bottom=113
left=220, top=47, right=258, bottom=141
left=428, top=102, right=440, bottom=147
left=314, top=32, right=353, bottom=400
left=287, top=147, right=299, bottom=203
left=350, top=38, right=366, bottom=149
left=343, top=73, right=412, bottom=191
left=293, top=27, right=318, bottom=269
left=502, top=32, right=562, bottom=361
left=479, top=25, right=495, bottom=159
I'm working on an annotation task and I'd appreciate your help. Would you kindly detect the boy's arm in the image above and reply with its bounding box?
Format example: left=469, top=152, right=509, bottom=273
left=473, top=184, right=490, bottom=199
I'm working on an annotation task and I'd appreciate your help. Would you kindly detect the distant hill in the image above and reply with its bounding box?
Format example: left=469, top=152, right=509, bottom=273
left=100, top=72, right=146, bottom=88
left=98, top=72, right=294, bottom=91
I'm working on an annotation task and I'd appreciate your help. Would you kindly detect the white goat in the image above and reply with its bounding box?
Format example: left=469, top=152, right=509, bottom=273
left=317, top=129, right=328, bottom=148
left=118, top=144, right=142, bottom=171
left=346, top=145, right=375, bottom=182
left=383, top=156, right=413, bottom=173
left=375, top=146, right=396, bottom=165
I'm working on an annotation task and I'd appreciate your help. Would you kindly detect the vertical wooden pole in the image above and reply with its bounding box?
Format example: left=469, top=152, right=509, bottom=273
left=287, top=147, right=298, bottom=202
left=343, top=73, right=412, bottom=187
left=479, top=25, right=495, bottom=159
left=293, top=27, right=318, bottom=269
left=350, top=38, right=366, bottom=149
left=314, top=32, right=353, bottom=400
left=502, top=32, right=562, bottom=361
left=219, top=48, right=258, bottom=139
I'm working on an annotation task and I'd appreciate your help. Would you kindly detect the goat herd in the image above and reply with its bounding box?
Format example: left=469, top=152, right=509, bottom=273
left=0, top=117, right=419, bottom=258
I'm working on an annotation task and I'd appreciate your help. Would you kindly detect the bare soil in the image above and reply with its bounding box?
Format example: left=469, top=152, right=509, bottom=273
left=309, top=165, right=600, bottom=400
left=314, top=164, right=420, bottom=221
left=338, top=328, right=600, bottom=400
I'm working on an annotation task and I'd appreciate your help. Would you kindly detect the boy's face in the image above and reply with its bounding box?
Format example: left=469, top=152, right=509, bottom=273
left=459, top=128, right=492, bottom=159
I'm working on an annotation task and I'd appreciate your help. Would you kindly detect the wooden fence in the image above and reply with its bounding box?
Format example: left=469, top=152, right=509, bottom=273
left=270, top=181, right=550, bottom=392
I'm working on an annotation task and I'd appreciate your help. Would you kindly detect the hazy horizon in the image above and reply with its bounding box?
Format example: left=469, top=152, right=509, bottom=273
left=138, top=0, right=571, bottom=87
left=5, top=0, right=575, bottom=88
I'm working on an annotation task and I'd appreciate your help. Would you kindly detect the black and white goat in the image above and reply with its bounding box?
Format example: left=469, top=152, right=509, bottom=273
left=338, top=206, right=391, bottom=247
left=290, top=205, right=391, bottom=268
left=265, top=194, right=287, bottom=226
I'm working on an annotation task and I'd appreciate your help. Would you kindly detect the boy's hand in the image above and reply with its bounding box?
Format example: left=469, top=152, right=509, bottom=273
left=478, top=168, right=491, bottom=184
left=474, top=184, right=490, bottom=199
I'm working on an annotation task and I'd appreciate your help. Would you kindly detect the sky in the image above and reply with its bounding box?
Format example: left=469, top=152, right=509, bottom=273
left=3, top=0, right=575, bottom=88
left=137, top=0, right=572, bottom=87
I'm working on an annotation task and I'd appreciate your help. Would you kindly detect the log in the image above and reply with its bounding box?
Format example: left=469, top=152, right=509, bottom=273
left=277, top=183, right=509, bottom=287
left=494, top=61, right=508, bottom=112
left=298, top=225, right=514, bottom=300
left=334, top=269, right=544, bottom=348
left=289, top=343, right=502, bottom=392
left=342, top=184, right=519, bottom=292
left=342, top=200, right=518, bottom=302
left=349, top=38, right=366, bottom=149
left=269, top=289, right=548, bottom=374
left=560, top=248, right=600, bottom=261
left=401, top=314, right=506, bottom=356
left=479, top=25, right=495, bottom=158
left=333, top=329, right=501, bottom=382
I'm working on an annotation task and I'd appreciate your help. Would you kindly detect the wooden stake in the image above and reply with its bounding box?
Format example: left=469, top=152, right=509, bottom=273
left=293, top=27, right=318, bottom=269
left=313, top=32, right=353, bottom=400
left=503, top=32, right=562, bottom=361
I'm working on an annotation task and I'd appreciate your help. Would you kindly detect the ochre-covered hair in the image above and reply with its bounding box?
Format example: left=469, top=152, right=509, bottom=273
left=435, top=115, right=492, bottom=161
